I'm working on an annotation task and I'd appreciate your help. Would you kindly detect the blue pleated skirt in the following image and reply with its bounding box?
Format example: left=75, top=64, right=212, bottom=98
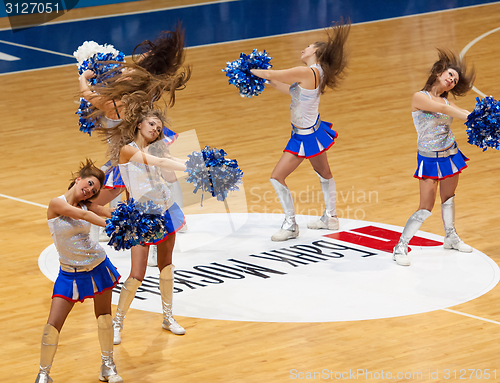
left=163, top=127, right=178, bottom=145
left=145, top=202, right=186, bottom=245
left=414, top=146, right=469, bottom=180
left=52, top=257, right=120, bottom=303
left=284, top=120, right=337, bottom=158
left=102, top=160, right=126, bottom=189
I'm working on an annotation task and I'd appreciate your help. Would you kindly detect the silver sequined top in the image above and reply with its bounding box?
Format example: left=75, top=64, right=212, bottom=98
left=102, top=116, right=121, bottom=129
left=289, top=64, right=323, bottom=128
left=119, top=142, right=172, bottom=211
left=412, top=91, right=455, bottom=151
left=102, top=116, right=121, bottom=145
left=47, top=195, right=105, bottom=269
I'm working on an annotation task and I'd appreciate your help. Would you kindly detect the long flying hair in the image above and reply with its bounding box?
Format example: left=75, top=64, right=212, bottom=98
left=422, top=48, right=475, bottom=98
left=314, top=19, right=351, bottom=94
left=91, top=25, right=191, bottom=107
left=133, top=23, right=188, bottom=77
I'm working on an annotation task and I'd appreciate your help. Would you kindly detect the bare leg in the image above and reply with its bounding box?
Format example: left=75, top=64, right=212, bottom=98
left=47, top=297, right=75, bottom=332
left=418, top=178, right=439, bottom=211
left=156, top=234, right=175, bottom=270
left=439, top=173, right=459, bottom=203
left=270, top=152, right=304, bottom=185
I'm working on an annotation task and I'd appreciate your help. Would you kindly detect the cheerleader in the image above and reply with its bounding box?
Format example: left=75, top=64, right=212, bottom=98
left=251, top=21, right=350, bottom=241
left=35, top=159, right=122, bottom=383
left=393, top=49, right=475, bottom=266
left=102, top=95, right=187, bottom=344
left=77, top=26, right=191, bottom=241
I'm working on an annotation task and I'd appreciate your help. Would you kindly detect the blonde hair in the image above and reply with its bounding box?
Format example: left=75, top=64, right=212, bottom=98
left=100, top=92, right=169, bottom=165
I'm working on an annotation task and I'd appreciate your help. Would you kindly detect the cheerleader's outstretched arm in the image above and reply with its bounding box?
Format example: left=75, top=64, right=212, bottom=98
left=121, top=145, right=186, bottom=172
left=87, top=202, right=113, bottom=218
left=412, top=92, right=469, bottom=120
left=448, top=101, right=471, bottom=116
left=48, top=197, right=107, bottom=227
left=251, top=67, right=311, bottom=84
left=267, top=79, right=291, bottom=94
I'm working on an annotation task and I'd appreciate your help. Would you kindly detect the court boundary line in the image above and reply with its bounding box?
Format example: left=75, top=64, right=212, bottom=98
left=460, top=25, right=500, bottom=97
left=0, top=39, right=74, bottom=57
left=1, top=1, right=499, bottom=77
left=0, top=193, right=48, bottom=208
left=442, top=308, right=500, bottom=326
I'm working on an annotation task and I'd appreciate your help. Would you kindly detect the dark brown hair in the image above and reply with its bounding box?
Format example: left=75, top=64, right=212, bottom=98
left=422, top=48, right=475, bottom=98
left=92, top=24, right=192, bottom=107
left=314, top=19, right=351, bottom=94
left=68, top=159, right=105, bottom=200
left=133, top=24, right=188, bottom=77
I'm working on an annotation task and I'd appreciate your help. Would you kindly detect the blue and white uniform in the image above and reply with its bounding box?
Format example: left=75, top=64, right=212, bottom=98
left=101, top=115, right=126, bottom=189
left=101, top=117, right=179, bottom=189
left=119, top=142, right=185, bottom=245
left=48, top=195, right=120, bottom=302
left=284, top=63, right=338, bottom=158
left=413, top=91, right=468, bottom=180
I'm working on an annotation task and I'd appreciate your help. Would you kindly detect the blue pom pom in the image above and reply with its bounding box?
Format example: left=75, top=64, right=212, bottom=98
left=222, top=49, right=272, bottom=98
left=76, top=97, right=101, bottom=136
left=76, top=48, right=124, bottom=135
left=465, top=96, right=500, bottom=151
left=185, top=146, right=243, bottom=203
left=78, top=51, right=125, bottom=86
left=105, top=199, right=141, bottom=250
left=105, top=199, right=170, bottom=250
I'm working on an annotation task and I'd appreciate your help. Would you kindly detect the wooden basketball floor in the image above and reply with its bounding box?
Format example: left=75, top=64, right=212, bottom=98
left=1, top=1, right=500, bottom=382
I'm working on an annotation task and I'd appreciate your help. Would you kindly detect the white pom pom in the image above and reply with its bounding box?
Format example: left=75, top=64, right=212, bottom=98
left=73, top=41, right=120, bottom=66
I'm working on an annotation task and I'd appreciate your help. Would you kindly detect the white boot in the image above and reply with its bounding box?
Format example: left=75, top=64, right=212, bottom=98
left=98, top=315, right=123, bottom=383
left=307, top=172, right=339, bottom=230
left=441, top=196, right=472, bottom=252
left=393, top=209, right=432, bottom=266
left=269, top=178, right=299, bottom=241
left=113, top=278, right=142, bottom=345
left=34, top=324, right=59, bottom=383
left=147, top=245, right=157, bottom=267
left=160, top=265, right=185, bottom=335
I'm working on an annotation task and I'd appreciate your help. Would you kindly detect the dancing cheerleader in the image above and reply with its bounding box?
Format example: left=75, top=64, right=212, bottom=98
left=77, top=26, right=191, bottom=242
left=393, top=49, right=475, bottom=266
left=102, top=94, right=187, bottom=344
left=35, top=159, right=122, bottom=383
left=251, top=21, right=350, bottom=241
